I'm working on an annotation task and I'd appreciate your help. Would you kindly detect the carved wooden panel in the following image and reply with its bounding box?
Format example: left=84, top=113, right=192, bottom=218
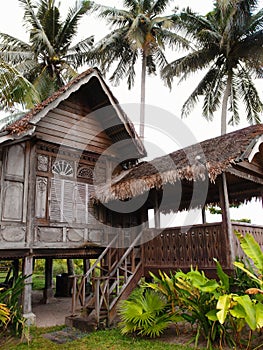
left=67, top=228, right=85, bottom=242
left=37, top=227, right=63, bottom=242
left=37, top=155, right=49, bottom=172
left=2, top=181, right=23, bottom=221
left=35, top=177, right=48, bottom=218
left=0, top=226, right=26, bottom=242
left=5, top=144, right=25, bottom=178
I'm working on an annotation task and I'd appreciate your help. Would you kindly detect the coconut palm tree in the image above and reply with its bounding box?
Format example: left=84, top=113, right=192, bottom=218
left=162, top=0, right=263, bottom=134
left=0, top=0, right=94, bottom=101
left=90, top=0, right=189, bottom=139
left=0, top=59, right=40, bottom=109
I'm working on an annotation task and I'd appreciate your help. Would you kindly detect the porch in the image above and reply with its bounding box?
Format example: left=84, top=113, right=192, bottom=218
left=143, top=221, right=263, bottom=277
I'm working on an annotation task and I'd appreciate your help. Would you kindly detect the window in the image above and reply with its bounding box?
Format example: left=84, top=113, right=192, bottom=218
left=49, top=178, right=93, bottom=224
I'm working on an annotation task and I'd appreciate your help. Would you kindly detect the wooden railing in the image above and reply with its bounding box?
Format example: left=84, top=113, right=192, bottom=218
left=143, top=222, right=228, bottom=271
left=143, top=222, right=263, bottom=274
left=70, top=234, right=118, bottom=316
left=70, top=230, right=144, bottom=326
left=232, top=222, right=263, bottom=258
left=93, top=230, right=144, bottom=326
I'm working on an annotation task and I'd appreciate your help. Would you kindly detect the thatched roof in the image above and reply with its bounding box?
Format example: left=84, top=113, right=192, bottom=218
left=0, top=67, right=146, bottom=158
left=95, top=124, right=263, bottom=204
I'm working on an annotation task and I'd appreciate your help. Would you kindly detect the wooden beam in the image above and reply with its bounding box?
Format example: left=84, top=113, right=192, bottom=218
left=228, top=164, right=263, bottom=183
left=218, top=173, right=235, bottom=267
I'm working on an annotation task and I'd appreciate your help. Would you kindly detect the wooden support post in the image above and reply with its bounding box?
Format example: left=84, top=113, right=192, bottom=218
left=26, top=142, right=36, bottom=246
left=201, top=207, right=207, bottom=224
left=154, top=191, right=160, bottom=228
left=83, top=259, right=90, bottom=274
left=13, top=259, right=19, bottom=281
left=43, top=258, right=54, bottom=304
left=219, top=173, right=235, bottom=266
left=22, top=256, right=36, bottom=325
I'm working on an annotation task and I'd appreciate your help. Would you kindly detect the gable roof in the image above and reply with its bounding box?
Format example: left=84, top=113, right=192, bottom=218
left=0, top=67, right=146, bottom=159
left=95, top=124, right=263, bottom=203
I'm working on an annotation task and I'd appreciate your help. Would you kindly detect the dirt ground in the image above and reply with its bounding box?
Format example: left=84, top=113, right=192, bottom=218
left=32, top=290, right=72, bottom=327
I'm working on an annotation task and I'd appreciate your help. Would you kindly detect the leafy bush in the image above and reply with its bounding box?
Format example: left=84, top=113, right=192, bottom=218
left=120, top=232, right=263, bottom=349
left=0, top=274, right=27, bottom=339
left=119, top=288, right=181, bottom=338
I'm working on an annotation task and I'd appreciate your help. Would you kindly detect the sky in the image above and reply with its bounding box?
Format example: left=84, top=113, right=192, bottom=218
left=0, top=0, right=262, bottom=225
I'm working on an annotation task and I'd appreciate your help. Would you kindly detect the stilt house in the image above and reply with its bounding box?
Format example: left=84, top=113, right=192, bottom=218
left=0, top=68, right=263, bottom=328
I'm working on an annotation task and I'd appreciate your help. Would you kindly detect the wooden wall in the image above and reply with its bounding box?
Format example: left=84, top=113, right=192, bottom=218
left=35, top=97, right=114, bottom=156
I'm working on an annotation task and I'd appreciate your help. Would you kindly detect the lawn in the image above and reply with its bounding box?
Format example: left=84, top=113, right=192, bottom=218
left=1, top=327, right=205, bottom=350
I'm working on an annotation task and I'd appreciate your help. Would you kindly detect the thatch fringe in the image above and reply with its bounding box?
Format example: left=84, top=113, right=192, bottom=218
left=94, top=124, right=263, bottom=204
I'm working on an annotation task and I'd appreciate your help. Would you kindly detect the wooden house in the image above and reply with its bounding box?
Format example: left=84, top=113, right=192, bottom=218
left=1, top=67, right=263, bottom=328
left=0, top=67, right=145, bottom=324
left=74, top=124, right=263, bottom=327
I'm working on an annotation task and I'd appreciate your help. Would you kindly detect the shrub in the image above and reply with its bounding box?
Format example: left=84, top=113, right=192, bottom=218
left=119, top=287, right=181, bottom=338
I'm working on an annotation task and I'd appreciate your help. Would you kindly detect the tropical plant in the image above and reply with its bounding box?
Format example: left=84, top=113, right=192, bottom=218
left=146, top=270, right=179, bottom=313
left=0, top=274, right=27, bottom=338
left=0, top=0, right=94, bottom=102
left=118, top=287, right=180, bottom=338
left=162, top=0, right=263, bottom=134
left=234, top=231, right=263, bottom=291
left=0, top=290, right=10, bottom=327
left=173, top=267, right=236, bottom=349
left=0, top=59, right=40, bottom=109
left=91, top=0, right=189, bottom=139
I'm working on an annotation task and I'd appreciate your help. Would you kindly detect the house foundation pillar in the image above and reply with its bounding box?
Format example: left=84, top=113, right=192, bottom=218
left=43, top=258, right=54, bottom=303
left=22, top=256, right=36, bottom=325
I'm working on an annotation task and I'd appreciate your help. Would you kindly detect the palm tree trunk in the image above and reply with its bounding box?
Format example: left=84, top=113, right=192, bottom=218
left=139, top=52, right=147, bottom=140
left=221, top=72, right=232, bottom=135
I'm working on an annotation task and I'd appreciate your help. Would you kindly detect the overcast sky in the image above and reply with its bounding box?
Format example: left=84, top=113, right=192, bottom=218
left=0, top=0, right=262, bottom=145
left=0, top=0, right=263, bottom=224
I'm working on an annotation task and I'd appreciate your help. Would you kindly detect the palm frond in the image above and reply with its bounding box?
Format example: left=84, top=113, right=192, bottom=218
left=151, top=47, right=167, bottom=70
left=227, top=72, right=240, bottom=126
left=0, top=59, right=40, bottom=109
left=59, top=61, right=78, bottom=82
left=202, top=64, right=225, bottom=120
left=181, top=66, right=223, bottom=118
left=150, top=0, right=171, bottom=16
left=97, top=5, right=131, bottom=27
left=237, top=65, right=263, bottom=125
left=161, top=48, right=218, bottom=89
left=32, top=65, right=58, bottom=100
left=56, top=0, right=92, bottom=50
left=66, top=36, right=94, bottom=68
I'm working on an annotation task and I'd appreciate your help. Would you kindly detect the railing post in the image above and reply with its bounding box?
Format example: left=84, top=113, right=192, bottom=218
left=81, top=275, right=86, bottom=308
left=71, top=276, right=77, bottom=316
left=95, top=278, right=100, bottom=325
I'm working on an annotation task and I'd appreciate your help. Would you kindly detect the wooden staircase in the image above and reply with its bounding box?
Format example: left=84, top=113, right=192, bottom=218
left=68, top=231, right=144, bottom=329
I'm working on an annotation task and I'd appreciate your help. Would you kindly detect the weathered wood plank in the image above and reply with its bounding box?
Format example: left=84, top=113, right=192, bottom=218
left=35, top=131, right=115, bottom=156
left=41, top=113, right=111, bottom=142
left=37, top=119, right=111, bottom=147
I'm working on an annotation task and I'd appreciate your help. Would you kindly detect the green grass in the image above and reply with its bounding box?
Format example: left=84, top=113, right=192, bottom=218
left=0, top=327, right=204, bottom=350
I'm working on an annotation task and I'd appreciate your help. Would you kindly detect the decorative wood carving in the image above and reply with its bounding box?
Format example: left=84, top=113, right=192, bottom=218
left=52, top=159, right=74, bottom=177
left=37, top=155, right=49, bottom=172
left=0, top=226, right=26, bottom=242
left=67, top=228, right=84, bottom=242
left=77, top=166, right=93, bottom=180
left=35, top=177, right=48, bottom=218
